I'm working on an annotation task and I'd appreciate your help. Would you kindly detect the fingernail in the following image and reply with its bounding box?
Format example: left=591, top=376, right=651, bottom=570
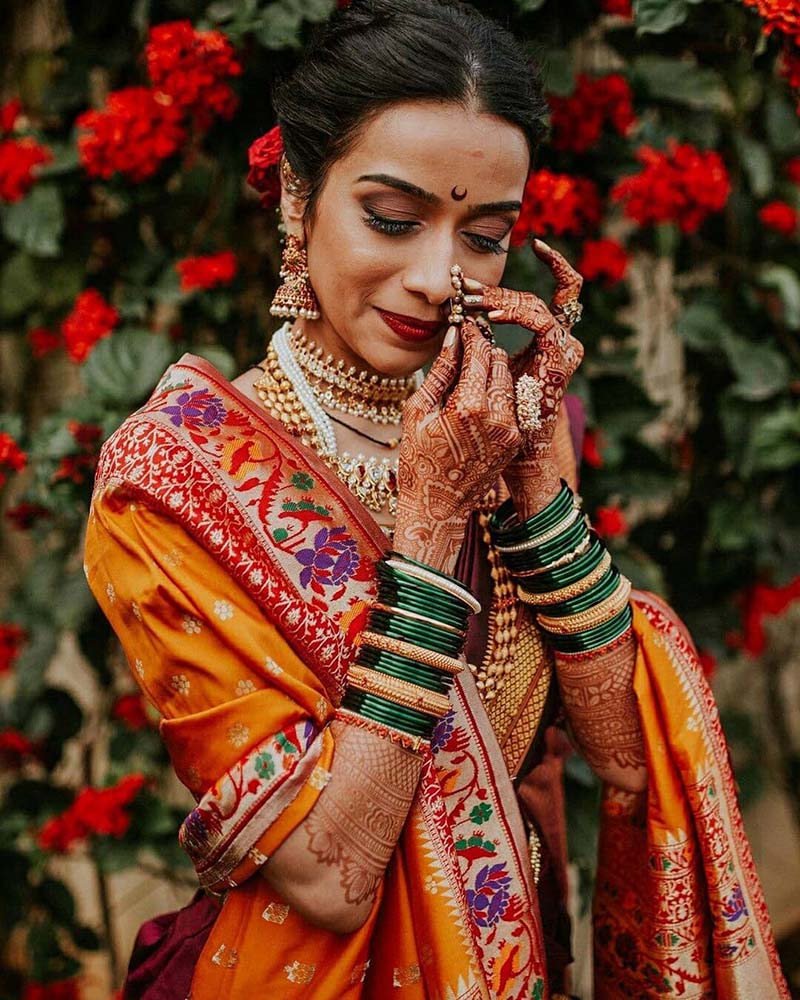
left=443, top=325, right=457, bottom=348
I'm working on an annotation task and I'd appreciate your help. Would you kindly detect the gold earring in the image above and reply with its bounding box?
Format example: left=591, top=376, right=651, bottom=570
left=269, top=233, right=320, bottom=320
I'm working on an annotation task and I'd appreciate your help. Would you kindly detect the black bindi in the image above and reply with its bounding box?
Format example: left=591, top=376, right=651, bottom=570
left=451, top=185, right=467, bottom=201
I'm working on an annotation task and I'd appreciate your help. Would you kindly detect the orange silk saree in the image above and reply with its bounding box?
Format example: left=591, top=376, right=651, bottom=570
left=84, top=355, right=789, bottom=999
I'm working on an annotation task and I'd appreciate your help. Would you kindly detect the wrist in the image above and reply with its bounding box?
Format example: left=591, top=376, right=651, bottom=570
left=503, top=453, right=561, bottom=521
left=391, top=518, right=466, bottom=577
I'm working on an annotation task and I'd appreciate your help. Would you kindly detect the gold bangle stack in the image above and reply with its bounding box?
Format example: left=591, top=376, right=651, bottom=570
left=536, top=576, right=632, bottom=635
left=347, top=664, right=452, bottom=717
left=358, top=631, right=465, bottom=675
left=513, top=534, right=593, bottom=578
left=518, top=550, right=613, bottom=606
left=494, top=504, right=584, bottom=553
left=371, top=602, right=466, bottom=638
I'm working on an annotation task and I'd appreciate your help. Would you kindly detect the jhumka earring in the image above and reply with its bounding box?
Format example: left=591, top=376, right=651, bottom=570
left=269, top=233, right=320, bottom=320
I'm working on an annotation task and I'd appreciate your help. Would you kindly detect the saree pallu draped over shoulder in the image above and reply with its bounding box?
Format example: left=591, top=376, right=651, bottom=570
left=84, top=355, right=789, bottom=1000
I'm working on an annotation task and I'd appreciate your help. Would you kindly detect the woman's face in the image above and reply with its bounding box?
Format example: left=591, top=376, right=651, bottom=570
left=293, top=100, right=530, bottom=378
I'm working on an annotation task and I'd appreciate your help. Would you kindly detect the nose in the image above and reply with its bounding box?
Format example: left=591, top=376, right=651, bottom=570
left=400, top=237, right=458, bottom=310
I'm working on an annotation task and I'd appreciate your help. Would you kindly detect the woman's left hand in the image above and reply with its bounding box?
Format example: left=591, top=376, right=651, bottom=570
left=461, top=238, right=584, bottom=454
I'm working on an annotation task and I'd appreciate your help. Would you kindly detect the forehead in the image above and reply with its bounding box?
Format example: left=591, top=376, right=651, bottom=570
left=337, top=99, right=530, bottom=198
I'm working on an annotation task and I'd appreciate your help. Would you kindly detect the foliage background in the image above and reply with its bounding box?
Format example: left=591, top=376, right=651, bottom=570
left=0, top=0, right=799, bottom=995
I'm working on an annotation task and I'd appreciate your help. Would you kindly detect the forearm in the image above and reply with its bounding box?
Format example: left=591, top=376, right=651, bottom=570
left=263, top=719, right=422, bottom=934
left=554, top=629, right=647, bottom=792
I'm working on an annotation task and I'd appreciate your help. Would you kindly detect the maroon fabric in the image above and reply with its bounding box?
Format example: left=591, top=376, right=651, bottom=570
left=122, top=891, right=220, bottom=1000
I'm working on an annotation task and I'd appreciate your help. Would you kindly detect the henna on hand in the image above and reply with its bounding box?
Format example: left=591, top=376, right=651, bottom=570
left=393, top=321, right=521, bottom=575
left=555, top=630, right=647, bottom=791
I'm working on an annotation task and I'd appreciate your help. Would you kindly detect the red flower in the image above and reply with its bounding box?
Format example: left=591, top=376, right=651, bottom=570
left=61, top=288, right=119, bottom=363
left=742, top=0, right=800, bottom=42
left=247, top=126, right=284, bottom=209
left=0, top=623, right=27, bottom=674
left=785, top=156, right=800, bottom=184
left=697, top=650, right=717, bottom=680
left=111, top=693, right=150, bottom=730
left=28, top=326, right=62, bottom=359
left=549, top=74, right=635, bottom=154
left=0, top=728, right=38, bottom=767
left=37, top=773, right=147, bottom=853
left=581, top=428, right=605, bottom=468
left=593, top=504, right=629, bottom=538
left=611, top=141, right=731, bottom=233
left=737, top=576, right=800, bottom=656
left=0, top=98, right=22, bottom=134
left=144, top=21, right=241, bottom=131
left=68, top=421, right=103, bottom=449
left=511, top=170, right=602, bottom=245
left=52, top=454, right=97, bottom=486
left=600, top=0, right=632, bottom=15
left=5, top=502, right=50, bottom=530
left=76, top=87, right=186, bottom=183
left=0, top=431, right=27, bottom=476
left=578, top=238, right=629, bottom=285
left=780, top=45, right=800, bottom=88
left=759, top=199, right=798, bottom=236
left=175, top=250, right=238, bottom=291
left=0, top=137, right=53, bottom=203
left=22, top=978, right=80, bottom=1000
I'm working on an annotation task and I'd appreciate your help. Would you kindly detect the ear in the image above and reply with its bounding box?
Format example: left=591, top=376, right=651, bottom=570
left=279, top=181, right=309, bottom=244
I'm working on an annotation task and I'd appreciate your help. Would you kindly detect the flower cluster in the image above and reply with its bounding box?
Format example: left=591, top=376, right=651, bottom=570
left=111, top=693, right=150, bottom=730
left=0, top=136, right=53, bottom=203
left=581, top=428, right=606, bottom=468
left=28, top=326, right=62, bottom=359
left=0, top=728, right=38, bottom=767
left=37, top=773, right=147, bottom=852
left=5, top=502, right=50, bottom=531
left=780, top=46, right=800, bottom=89
left=593, top=504, right=629, bottom=539
left=549, top=74, right=635, bottom=153
left=0, top=623, right=27, bottom=674
left=144, top=20, right=242, bottom=131
left=176, top=250, right=238, bottom=291
left=600, top=0, right=632, bottom=15
left=578, top=238, right=630, bottom=285
left=0, top=98, right=22, bottom=134
left=742, top=0, right=800, bottom=42
left=786, top=157, right=800, bottom=184
left=61, top=288, right=119, bottom=363
left=0, top=430, right=27, bottom=491
left=611, top=142, right=731, bottom=232
left=511, top=170, right=602, bottom=245
left=729, top=575, right=800, bottom=656
left=759, top=200, right=798, bottom=236
left=247, top=125, right=284, bottom=209
left=76, top=87, right=186, bottom=183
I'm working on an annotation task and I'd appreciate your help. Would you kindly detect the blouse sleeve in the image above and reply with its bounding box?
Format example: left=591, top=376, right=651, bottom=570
left=84, top=487, right=336, bottom=892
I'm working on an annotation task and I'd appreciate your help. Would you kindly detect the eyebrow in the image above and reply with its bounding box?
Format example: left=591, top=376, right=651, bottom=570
left=355, top=173, right=521, bottom=218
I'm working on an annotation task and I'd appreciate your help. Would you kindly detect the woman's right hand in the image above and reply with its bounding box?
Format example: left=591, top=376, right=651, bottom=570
left=393, top=320, right=521, bottom=576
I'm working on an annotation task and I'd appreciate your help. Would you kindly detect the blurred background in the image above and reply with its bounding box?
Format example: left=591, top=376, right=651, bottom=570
left=0, top=0, right=799, bottom=996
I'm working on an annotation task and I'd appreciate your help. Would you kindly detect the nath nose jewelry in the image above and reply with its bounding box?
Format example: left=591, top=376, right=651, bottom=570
left=449, top=265, right=495, bottom=345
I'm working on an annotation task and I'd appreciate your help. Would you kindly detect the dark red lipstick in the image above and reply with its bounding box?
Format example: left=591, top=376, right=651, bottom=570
left=376, top=307, right=445, bottom=343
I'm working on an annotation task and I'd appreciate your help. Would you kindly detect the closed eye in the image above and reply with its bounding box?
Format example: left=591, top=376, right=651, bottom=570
left=362, top=211, right=508, bottom=255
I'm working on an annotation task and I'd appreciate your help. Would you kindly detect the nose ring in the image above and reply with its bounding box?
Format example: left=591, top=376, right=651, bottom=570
left=448, top=265, right=465, bottom=325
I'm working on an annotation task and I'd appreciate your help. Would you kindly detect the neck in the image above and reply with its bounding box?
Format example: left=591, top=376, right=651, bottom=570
left=293, top=315, right=386, bottom=380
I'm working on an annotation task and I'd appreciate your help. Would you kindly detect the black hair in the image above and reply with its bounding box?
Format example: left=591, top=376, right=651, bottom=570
left=271, top=0, right=547, bottom=218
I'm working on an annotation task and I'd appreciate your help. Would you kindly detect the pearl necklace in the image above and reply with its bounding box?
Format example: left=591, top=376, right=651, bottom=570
left=253, top=323, right=401, bottom=515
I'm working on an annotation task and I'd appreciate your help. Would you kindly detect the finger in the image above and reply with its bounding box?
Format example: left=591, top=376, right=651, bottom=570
left=405, top=324, right=462, bottom=417
left=531, top=238, right=583, bottom=316
left=486, top=346, right=518, bottom=428
left=448, top=320, right=491, bottom=412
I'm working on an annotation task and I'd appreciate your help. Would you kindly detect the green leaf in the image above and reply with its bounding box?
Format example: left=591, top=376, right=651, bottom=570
left=632, top=56, right=731, bottom=112
left=757, top=264, right=800, bottom=329
left=765, top=91, right=800, bottom=154
left=707, top=495, right=758, bottom=552
left=721, top=333, right=790, bottom=401
left=676, top=299, right=732, bottom=352
left=81, top=328, right=177, bottom=407
left=733, top=134, right=773, bottom=198
left=633, top=0, right=703, bottom=34
left=746, top=406, right=800, bottom=473
left=0, top=251, right=41, bottom=318
left=1, top=183, right=65, bottom=258
left=541, top=48, right=574, bottom=97
left=255, top=4, right=304, bottom=48
left=92, top=838, right=140, bottom=873
left=191, top=344, right=237, bottom=380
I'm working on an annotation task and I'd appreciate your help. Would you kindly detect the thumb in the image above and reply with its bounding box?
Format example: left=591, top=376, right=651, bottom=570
left=405, top=324, right=462, bottom=417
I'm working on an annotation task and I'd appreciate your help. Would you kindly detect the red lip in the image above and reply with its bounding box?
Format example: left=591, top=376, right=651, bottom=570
left=376, top=308, right=444, bottom=342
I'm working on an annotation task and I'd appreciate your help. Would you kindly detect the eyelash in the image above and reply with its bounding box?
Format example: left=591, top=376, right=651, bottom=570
left=362, top=211, right=508, bottom=255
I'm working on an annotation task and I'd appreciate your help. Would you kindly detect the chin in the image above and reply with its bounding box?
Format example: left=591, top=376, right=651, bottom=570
left=367, top=342, right=440, bottom=379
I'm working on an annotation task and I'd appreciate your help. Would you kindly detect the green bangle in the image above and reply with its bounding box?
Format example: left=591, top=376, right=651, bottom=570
left=503, top=517, right=590, bottom=569
left=490, top=484, right=573, bottom=541
left=544, top=604, right=632, bottom=653
left=366, top=611, right=462, bottom=656
left=385, top=552, right=463, bottom=588
left=376, top=580, right=470, bottom=627
left=357, top=646, right=451, bottom=693
left=342, top=688, right=435, bottom=737
left=518, top=536, right=604, bottom=591
left=541, top=568, right=620, bottom=618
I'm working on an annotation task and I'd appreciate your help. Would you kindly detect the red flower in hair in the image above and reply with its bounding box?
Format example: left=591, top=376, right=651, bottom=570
left=176, top=250, right=238, bottom=291
left=549, top=74, right=635, bottom=154
left=61, top=288, right=119, bottom=362
left=0, top=137, right=53, bottom=202
left=593, top=504, right=629, bottom=539
left=0, top=623, right=27, bottom=674
left=578, top=238, right=629, bottom=285
left=759, top=200, right=798, bottom=236
left=0, top=98, right=22, bottom=134
left=611, top=141, right=730, bottom=233
left=247, top=126, right=284, bottom=209
left=76, top=87, right=186, bottom=183
left=145, top=21, right=241, bottom=131
left=511, top=170, right=602, bottom=245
